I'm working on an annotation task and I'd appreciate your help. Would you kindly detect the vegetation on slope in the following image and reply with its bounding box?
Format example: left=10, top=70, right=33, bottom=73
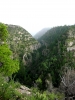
left=7, top=24, right=38, bottom=59
left=23, top=26, right=69, bottom=88
left=1, top=23, right=75, bottom=99
left=22, top=25, right=75, bottom=91
left=0, top=73, right=64, bottom=100
left=6, top=24, right=41, bottom=87
left=0, top=23, right=19, bottom=76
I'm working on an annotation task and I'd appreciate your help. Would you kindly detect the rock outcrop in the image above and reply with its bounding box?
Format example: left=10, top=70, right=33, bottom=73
left=16, top=85, right=31, bottom=95
left=66, top=28, right=75, bottom=51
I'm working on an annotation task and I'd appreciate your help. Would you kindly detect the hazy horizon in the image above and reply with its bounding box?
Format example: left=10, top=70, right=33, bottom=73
left=0, top=0, right=75, bottom=36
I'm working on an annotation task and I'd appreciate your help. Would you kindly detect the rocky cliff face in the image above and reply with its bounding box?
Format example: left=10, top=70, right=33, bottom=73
left=7, top=24, right=41, bottom=65
left=66, top=28, right=75, bottom=51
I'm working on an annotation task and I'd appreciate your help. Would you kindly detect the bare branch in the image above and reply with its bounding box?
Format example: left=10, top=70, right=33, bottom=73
left=69, top=80, right=75, bottom=87
left=60, top=76, right=67, bottom=86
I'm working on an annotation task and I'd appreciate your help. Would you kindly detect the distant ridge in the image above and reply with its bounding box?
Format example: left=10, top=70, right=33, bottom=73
left=34, top=28, right=50, bottom=39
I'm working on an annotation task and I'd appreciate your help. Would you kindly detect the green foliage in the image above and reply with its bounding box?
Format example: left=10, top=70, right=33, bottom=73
left=0, top=23, right=8, bottom=42
left=21, top=26, right=69, bottom=88
left=0, top=73, right=22, bottom=100
left=36, top=78, right=42, bottom=84
left=48, top=93, right=57, bottom=100
left=26, top=88, right=64, bottom=100
left=2, top=23, right=75, bottom=97
left=7, top=24, right=38, bottom=59
left=35, top=77, right=42, bottom=89
left=37, top=26, right=69, bottom=87
left=0, top=23, right=19, bottom=76
left=0, top=73, right=64, bottom=100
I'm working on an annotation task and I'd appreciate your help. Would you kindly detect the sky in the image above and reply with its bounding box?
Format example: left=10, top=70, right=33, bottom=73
left=0, top=0, right=75, bottom=36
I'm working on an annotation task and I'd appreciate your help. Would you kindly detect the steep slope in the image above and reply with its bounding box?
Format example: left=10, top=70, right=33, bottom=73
left=34, top=28, right=50, bottom=39
left=0, top=23, right=64, bottom=99
left=6, top=24, right=75, bottom=92
left=22, top=26, right=69, bottom=88
left=26, top=25, right=75, bottom=90
left=7, top=24, right=41, bottom=65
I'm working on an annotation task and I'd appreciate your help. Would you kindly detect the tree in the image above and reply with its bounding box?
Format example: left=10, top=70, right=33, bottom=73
left=0, top=23, right=8, bottom=42
left=0, top=23, right=19, bottom=76
left=60, top=67, right=75, bottom=100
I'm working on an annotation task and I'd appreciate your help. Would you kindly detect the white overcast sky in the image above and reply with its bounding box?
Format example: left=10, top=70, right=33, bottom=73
left=0, top=0, right=75, bottom=35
